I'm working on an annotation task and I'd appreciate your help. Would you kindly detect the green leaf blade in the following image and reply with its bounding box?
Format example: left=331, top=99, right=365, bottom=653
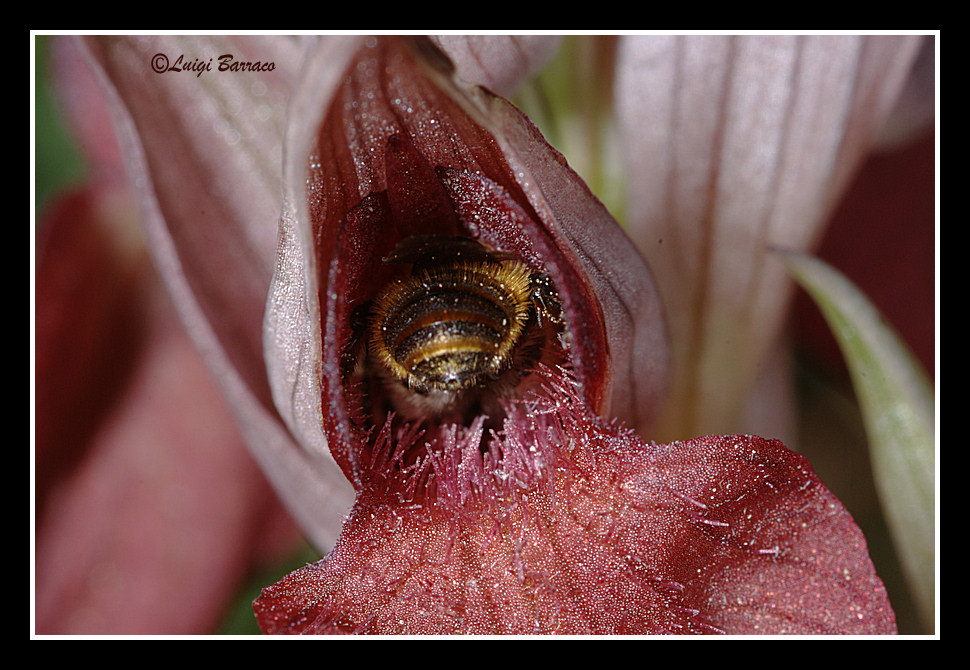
left=778, top=249, right=936, bottom=630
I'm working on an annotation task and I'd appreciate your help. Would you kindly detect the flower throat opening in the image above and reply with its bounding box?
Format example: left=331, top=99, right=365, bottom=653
left=342, top=233, right=568, bottom=470
left=329, top=136, right=572, bottom=479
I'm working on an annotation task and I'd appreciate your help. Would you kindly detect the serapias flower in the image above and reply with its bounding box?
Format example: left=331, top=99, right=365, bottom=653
left=36, top=34, right=929, bottom=635
left=252, top=36, right=895, bottom=634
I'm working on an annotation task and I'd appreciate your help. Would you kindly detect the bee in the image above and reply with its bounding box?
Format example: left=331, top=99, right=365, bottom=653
left=364, top=235, right=562, bottom=420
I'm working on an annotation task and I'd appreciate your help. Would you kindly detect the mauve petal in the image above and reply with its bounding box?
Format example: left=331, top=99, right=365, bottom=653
left=432, top=35, right=561, bottom=97
left=49, top=37, right=125, bottom=182
left=474, top=87, right=668, bottom=430
left=35, top=187, right=146, bottom=521
left=81, top=36, right=356, bottom=549
left=81, top=35, right=300, bottom=402
left=36, top=303, right=296, bottom=634
left=35, top=188, right=299, bottom=634
left=264, top=36, right=364, bottom=545
left=254, top=381, right=894, bottom=635
left=873, top=35, right=936, bottom=151
left=615, top=35, right=923, bottom=440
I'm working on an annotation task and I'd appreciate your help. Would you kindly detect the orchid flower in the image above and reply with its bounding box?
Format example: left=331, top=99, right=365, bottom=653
left=34, top=34, right=934, bottom=635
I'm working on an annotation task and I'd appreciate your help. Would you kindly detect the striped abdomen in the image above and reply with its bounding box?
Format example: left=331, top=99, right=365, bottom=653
left=369, top=260, right=533, bottom=394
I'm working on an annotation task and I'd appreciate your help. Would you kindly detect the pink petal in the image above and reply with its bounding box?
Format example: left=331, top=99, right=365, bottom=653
left=614, top=35, right=925, bottom=440
left=81, top=36, right=300, bottom=399
left=81, top=36, right=357, bottom=548
left=35, top=187, right=299, bottom=634
left=432, top=35, right=561, bottom=97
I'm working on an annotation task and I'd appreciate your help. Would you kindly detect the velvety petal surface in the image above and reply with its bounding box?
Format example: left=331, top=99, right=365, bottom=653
left=254, top=375, right=895, bottom=635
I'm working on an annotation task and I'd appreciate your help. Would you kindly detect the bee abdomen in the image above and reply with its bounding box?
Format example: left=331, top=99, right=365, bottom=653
left=370, top=261, right=533, bottom=393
